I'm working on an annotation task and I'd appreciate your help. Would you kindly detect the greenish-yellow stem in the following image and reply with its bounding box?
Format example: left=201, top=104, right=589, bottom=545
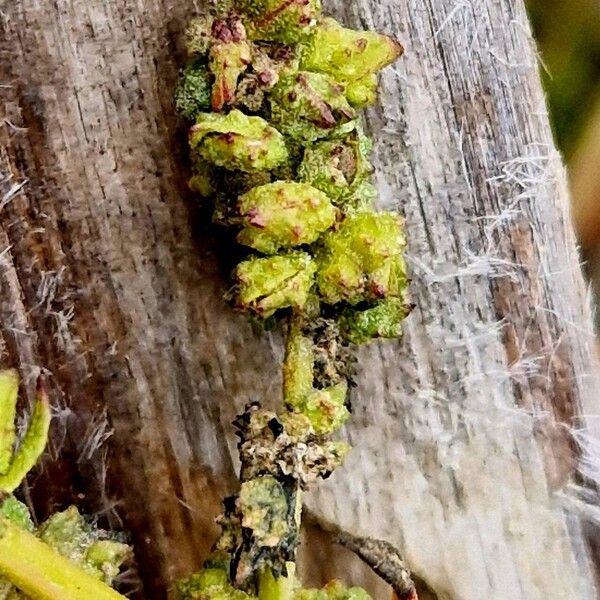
left=0, top=379, right=52, bottom=494
left=258, top=564, right=297, bottom=600
left=283, top=316, right=314, bottom=407
left=0, top=516, right=127, bottom=600
left=0, top=369, right=19, bottom=474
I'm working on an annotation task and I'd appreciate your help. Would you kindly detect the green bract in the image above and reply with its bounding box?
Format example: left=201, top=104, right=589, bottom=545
left=297, top=129, right=374, bottom=206
left=317, top=212, right=408, bottom=305
left=345, top=74, right=378, bottom=108
left=301, top=17, right=403, bottom=106
left=340, top=298, right=411, bottom=344
left=237, top=181, right=337, bottom=254
left=175, top=60, right=212, bottom=121
left=0, top=497, right=34, bottom=533
left=236, top=0, right=322, bottom=44
left=270, top=72, right=356, bottom=142
left=299, top=383, right=349, bottom=435
left=190, top=110, right=289, bottom=172
left=208, top=18, right=252, bottom=111
left=235, top=253, right=317, bottom=318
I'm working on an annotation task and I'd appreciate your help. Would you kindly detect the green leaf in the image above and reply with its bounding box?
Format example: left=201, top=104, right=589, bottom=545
left=0, top=370, right=19, bottom=476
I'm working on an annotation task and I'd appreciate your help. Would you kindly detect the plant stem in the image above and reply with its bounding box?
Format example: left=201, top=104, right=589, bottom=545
left=0, top=516, right=127, bottom=600
left=258, top=564, right=296, bottom=600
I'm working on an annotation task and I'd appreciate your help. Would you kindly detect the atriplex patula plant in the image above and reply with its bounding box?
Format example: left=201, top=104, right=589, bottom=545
left=174, top=1, right=415, bottom=599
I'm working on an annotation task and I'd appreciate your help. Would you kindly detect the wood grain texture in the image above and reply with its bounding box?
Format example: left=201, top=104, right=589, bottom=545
left=1, top=0, right=599, bottom=599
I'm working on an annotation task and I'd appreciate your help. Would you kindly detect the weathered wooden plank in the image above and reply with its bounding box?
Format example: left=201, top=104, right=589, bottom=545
left=1, top=0, right=599, bottom=598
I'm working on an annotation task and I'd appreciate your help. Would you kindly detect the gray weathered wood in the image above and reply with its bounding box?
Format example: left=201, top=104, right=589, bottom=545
left=1, top=0, right=599, bottom=598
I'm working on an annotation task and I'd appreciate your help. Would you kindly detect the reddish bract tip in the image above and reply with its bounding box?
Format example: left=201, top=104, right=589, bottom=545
left=36, top=374, right=49, bottom=402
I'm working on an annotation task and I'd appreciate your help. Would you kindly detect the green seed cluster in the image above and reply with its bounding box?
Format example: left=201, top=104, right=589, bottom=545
left=175, top=2, right=408, bottom=598
left=176, top=3, right=410, bottom=391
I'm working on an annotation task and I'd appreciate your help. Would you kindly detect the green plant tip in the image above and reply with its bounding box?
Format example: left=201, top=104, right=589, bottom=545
left=0, top=378, right=51, bottom=495
left=301, top=17, right=403, bottom=106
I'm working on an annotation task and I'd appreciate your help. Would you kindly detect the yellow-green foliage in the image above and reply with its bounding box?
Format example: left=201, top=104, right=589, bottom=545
left=0, top=370, right=51, bottom=495
left=38, top=507, right=130, bottom=586
left=340, top=298, right=411, bottom=344
left=0, top=371, right=19, bottom=475
left=178, top=10, right=409, bottom=342
left=175, top=5, right=406, bottom=597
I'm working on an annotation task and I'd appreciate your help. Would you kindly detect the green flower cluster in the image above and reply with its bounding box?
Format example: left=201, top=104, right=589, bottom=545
left=175, top=2, right=408, bottom=597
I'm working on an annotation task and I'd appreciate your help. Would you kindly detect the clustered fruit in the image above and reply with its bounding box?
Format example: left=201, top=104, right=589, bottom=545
left=174, top=2, right=410, bottom=598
